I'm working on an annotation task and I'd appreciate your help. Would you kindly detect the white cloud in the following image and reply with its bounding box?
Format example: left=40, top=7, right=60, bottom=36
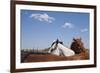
left=81, top=28, right=88, bottom=32
left=62, top=22, right=74, bottom=28
left=30, top=13, right=55, bottom=23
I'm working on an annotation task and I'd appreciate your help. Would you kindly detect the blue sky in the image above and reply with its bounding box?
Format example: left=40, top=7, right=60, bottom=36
left=21, top=9, right=89, bottom=49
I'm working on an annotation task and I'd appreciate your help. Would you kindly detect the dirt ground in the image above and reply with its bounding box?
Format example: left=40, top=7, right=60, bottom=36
left=22, top=52, right=89, bottom=63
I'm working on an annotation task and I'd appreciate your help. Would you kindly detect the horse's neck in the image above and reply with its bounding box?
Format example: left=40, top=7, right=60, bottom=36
left=57, top=43, right=69, bottom=50
left=58, top=43, right=75, bottom=52
left=49, top=43, right=57, bottom=53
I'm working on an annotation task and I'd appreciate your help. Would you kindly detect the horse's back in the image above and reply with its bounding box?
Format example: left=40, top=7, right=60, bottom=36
left=58, top=44, right=75, bottom=56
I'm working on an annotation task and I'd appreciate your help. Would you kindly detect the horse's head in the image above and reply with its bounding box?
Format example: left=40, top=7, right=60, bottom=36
left=48, top=39, right=63, bottom=53
left=70, top=37, right=85, bottom=54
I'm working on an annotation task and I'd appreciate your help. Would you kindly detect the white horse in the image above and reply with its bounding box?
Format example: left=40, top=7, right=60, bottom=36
left=48, top=39, right=75, bottom=56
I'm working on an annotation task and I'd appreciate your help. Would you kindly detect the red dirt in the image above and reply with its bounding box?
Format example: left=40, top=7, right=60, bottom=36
left=23, top=52, right=89, bottom=63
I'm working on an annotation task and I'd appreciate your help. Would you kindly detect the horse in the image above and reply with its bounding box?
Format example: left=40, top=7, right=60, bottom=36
left=48, top=39, right=75, bottom=56
left=70, top=37, right=86, bottom=54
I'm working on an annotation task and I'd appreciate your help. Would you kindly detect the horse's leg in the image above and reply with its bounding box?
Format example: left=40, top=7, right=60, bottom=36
left=59, top=49, right=65, bottom=56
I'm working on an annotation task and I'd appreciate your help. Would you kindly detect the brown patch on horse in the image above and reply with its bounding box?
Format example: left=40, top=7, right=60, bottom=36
left=70, top=37, right=86, bottom=54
